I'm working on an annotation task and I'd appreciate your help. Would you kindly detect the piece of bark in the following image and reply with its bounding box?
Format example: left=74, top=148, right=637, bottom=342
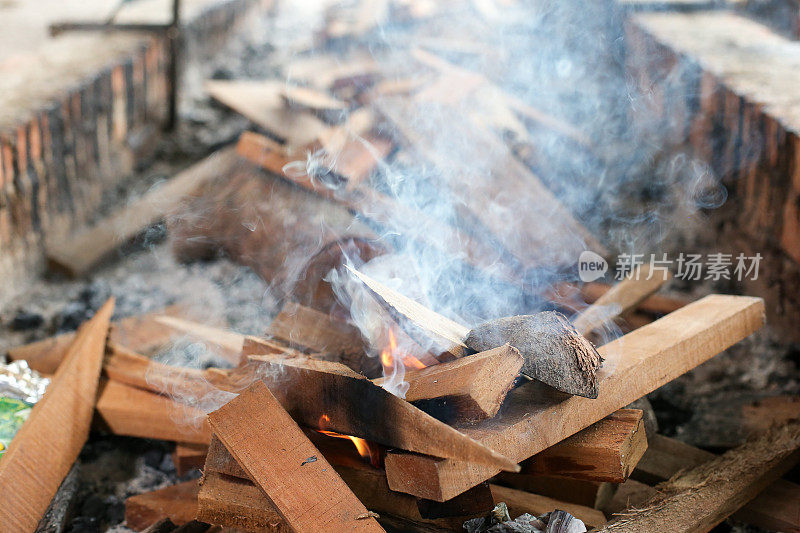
left=206, top=80, right=332, bottom=147
left=384, top=294, right=765, bottom=501
left=95, top=379, right=212, bottom=444
left=8, top=304, right=187, bottom=374
left=35, top=463, right=80, bottom=533
left=250, top=356, right=518, bottom=470
left=47, top=149, right=236, bottom=277
left=634, top=434, right=800, bottom=532
left=172, top=443, right=208, bottom=477
left=0, top=298, right=114, bottom=532
left=197, top=472, right=289, bottom=531
left=206, top=381, right=385, bottom=533
left=572, top=264, right=671, bottom=336
left=597, top=421, right=800, bottom=532
left=125, top=481, right=199, bottom=531
left=347, top=265, right=602, bottom=398
left=490, top=485, right=606, bottom=529
left=373, top=345, right=523, bottom=421
left=520, top=409, right=647, bottom=483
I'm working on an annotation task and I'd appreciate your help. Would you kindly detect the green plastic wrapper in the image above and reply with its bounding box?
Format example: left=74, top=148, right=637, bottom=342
left=0, top=397, right=33, bottom=456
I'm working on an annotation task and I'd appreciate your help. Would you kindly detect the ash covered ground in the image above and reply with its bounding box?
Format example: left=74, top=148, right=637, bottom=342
left=1, top=3, right=799, bottom=532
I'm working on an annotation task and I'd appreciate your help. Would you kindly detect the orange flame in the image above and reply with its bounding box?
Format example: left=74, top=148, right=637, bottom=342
left=381, top=328, right=427, bottom=371
left=317, top=414, right=380, bottom=467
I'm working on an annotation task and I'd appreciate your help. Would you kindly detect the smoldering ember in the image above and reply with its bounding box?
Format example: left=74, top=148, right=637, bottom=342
left=1, top=0, right=800, bottom=532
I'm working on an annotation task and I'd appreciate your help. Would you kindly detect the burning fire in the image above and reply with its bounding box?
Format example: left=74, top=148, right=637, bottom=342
left=380, top=328, right=426, bottom=372
left=317, top=414, right=380, bottom=467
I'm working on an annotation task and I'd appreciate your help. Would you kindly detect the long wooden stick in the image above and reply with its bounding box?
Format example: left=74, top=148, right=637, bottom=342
left=250, top=356, right=518, bottom=471
left=384, top=295, right=765, bottom=501
left=0, top=298, right=115, bottom=531
left=598, top=421, right=800, bottom=532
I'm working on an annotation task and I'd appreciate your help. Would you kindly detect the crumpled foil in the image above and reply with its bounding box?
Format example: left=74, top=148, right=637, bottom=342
left=0, top=360, right=50, bottom=404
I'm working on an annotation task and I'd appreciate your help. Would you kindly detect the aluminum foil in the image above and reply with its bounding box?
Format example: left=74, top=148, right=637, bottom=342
left=0, top=360, right=50, bottom=404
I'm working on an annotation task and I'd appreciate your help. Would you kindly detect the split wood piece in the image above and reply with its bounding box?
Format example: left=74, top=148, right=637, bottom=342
left=172, top=443, right=208, bottom=477
left=153, top=315, right=245, bottom=355
left=597, top=421, right=800, bottom=532
left=103, top=343, right=255, bottom=399
left=250, top=356, right=519, bottom=471
left=572, top=264, right=671, bottom=336
left=634, top=434, right=800, bottom=533
left=197, top=472, right=288, bottom=531
left=372, top=345, right=523, bottom=421
left=205, top=80, right=332, bottom=148
left=8, top=304, right=188, bottom=374
left=490, top=485, right=606, bottom=529
left=494, top=475, right=614, bottom=511
left=207, top=381, right=385, bottom=533
left=236, top=130, right=522, bottom=284
left=520, top=409, right=647, bottom=483
left=347, top=265, right=602, bottom=398
left=125, top=480, right=199, bottom=531
left=241, top=336, right=322, bottom=360
left=202, top=436, right=486, bottom=531
left=384, top=294, right=765, bottom=501
left=0, top=298, right=114, bottom=532
left=377, top=98, right=605, bottom=271
left=580, top=283, right=688, bottom=316
left=95, top=379, right=212, bottom=444
left=47, top=148, right=236, bottom=277
left=281, top=84, right=349, bottom=113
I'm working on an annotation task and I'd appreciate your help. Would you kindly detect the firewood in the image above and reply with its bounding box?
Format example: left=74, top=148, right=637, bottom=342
left=0, top=298, right=114, bottom=532
left=206, top=381, right=385, bottom=532
left=7, top=304, right=188, bottom=374
left=490, top=485, right=606, bottom=529
left=494, top=475, right=614, bottom=510
left=384, top=294, right=765, bottom=501
left=281, top=84, right=349, bottom=113
left=572, top=264, right=671, bottom=336
left=172, top=443, right=208, bottom=477
left=125, top=481, right=199, bottom=531
left=47, top=149, right=236, bottom=277
left=347, top=265, right=602, bottom=398
left=95, top=379, right=212, bottom=444
left=205, top=80, right=332, bottom=147
left=197, top=472, right=288, bottom=531
left=579, top=283, right=688, bottom=316
left=152, top=316, right=245, bottom=355
left=634, top=434, right=800, bottom=533
left=597, top=421, right=800, bottom=532
left=603, top=479, right=657, bottom=517
left=373, top=345, right=523, bottom=421
left=520, top=409, right=647, bottom=483
left=249, top=356, right=519, bottom=470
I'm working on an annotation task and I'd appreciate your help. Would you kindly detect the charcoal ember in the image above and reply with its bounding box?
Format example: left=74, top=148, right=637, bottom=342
left=10, top=311, right=44, bottom=331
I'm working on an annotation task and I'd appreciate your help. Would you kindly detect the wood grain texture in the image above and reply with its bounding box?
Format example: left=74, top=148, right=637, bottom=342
left=385, top=295, right=765, bottom=501
left=250, top=356, right=518, bottom=470
left=197, top=472, right=288, bottom=531
left=0, top=298, right=114, bottom=532
left=521, top=408, right=647, bottom=483
left=95, top=379, right=212, bottom=444
left=374, top=345, right=523, bottom=421
left=125, top=480, right=199, bottom=531
left=207, top=381, right=385, bottom=533
left=635, top=434, right=800, bottom=533
left=597, top=421, right=800, bottom=532
left=47, top=148, right=236, bottom=276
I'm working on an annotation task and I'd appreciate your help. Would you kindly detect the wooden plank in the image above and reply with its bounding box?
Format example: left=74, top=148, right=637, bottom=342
left=384, top=294, right=765, bottom=501
left=197, top=472, right=287, bottom=531
left=373, top=345, right=523, bottom=421
left=572, top=264, right=671, bottom=336
left=250, top=356, right=518, bottom=470
left=8, top=304, right=187, bottom=374
left=490, top=485, right=606, bottom=529
left=95, top=379, right=212, bottom=444
left=207, top=381, right=385, bottom=533
left=596, top=421, right=800, bottom=532
left=47, top=148, right=236, bottom=276
left=172, top=443, right=208, bottom=477
left=125, top=481, right=199, bottom=531
left=635, top=434, right=800, bottom=533
left=520, top=409, right=647, bottom=483
left=205, top=80, right=331, bottom=147
left=0, top=298, right=114, bottom=532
